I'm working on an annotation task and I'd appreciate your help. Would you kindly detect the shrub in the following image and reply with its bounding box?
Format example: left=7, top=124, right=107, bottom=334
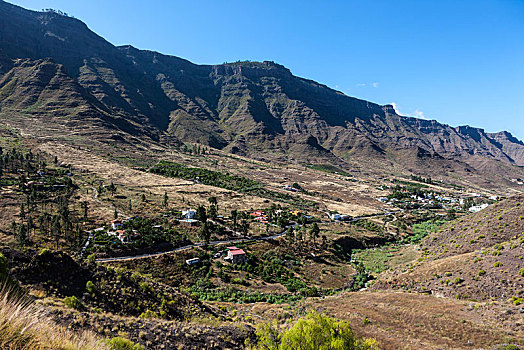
left=86, top=280, right=96, bottom=294
left=139, top=309, right=158, bottom=319
left=493, top=261, right=503, bottom=267
left=519, top=268, right=524, bottom=277
left=63, top=295, right=83, bottom=310
left=139, top=281, right=151, bottom=293
left=106, top=336, right=145, bottom=350
left=454, top=277, right=464, bottom=284
left=478, top=270, right=486, bottom=276
left=38, top=248, right=51, bottom=256
left=248, top=311, right=379, bottom=350
left=0, top=253, right=8, bottom=279
left=86, top=254, right=96, bottom=264
left=131, top=271, right=141, bottom=282
left=510, top=297, right=524, bottom=306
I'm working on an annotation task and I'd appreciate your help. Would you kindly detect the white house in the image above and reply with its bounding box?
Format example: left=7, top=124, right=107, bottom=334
left=182, top=209, right=197, bottom=219
left=111, top=219, right=123, bottom=230
left=186, top=257, right=200, bottom=265
left=469, top=203, right=489, bottom=213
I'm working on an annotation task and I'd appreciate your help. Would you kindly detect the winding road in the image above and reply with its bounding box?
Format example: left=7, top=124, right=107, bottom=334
left=95, top=229, right=287, bottom=263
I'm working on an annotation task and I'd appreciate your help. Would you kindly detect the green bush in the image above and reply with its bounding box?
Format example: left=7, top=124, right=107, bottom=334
left=139, top=309, right=158, bottom=319
left=0, top=253, right=8, bottom=279
left=139, top=281, right=151, bottom=293
left=86, top=254, right=96, bottom=264
left=478, top=270, right=486, bottom=276
left=519, top=268, right=524, bottom=277
left=86, top=280, right=96, bottom=294
left=493, top=261, right=503, bottom=267
left=131, top=271, right=141, bottom=282
left=106, top=336, right=145, bottom=350
left=38, top=248, right=51, bottom=256
left=510, top=297, right=524, bottom=306
left=247, top=311, right=380, bottom=350
left=63, top=296, right=83, bottom=310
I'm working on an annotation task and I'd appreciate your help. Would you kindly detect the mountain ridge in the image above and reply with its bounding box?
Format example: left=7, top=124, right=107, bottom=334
left=0, top=0, right=523, bottom=171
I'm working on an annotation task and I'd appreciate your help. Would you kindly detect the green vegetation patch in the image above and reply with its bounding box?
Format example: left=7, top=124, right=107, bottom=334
left=402, top=219, right=448, bottom=244
left=150, top=160, right=259, bottom=191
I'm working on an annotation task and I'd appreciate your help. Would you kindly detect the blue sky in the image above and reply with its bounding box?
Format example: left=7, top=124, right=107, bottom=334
left=9, top=0, right=524, bottom=140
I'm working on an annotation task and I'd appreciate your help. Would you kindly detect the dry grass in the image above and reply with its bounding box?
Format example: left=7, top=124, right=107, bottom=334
left=0, top=284, right=106, bottom=350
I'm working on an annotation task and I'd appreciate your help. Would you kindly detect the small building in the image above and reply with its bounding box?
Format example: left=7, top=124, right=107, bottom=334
left=186, top=257, right=200, bottom=265
left=250, top=210, right=265, bottom=217
left=111, top=219, right=123, bottom=230
left=182, top=209, right=197, bottom=219
left=330, top=213, right=350, bottom=221
left=469, top=203, right=489, bottom=213
left=226, top=246, right=247, bottom=264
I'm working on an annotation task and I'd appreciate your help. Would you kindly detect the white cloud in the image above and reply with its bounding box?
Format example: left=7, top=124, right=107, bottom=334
left=356, top=82, right=379, bottom=88
left=390, top=102, right=401, bottom=114
left=389, top=103, right=427, bottom=119
left=413, top=109, right=426, bottom=119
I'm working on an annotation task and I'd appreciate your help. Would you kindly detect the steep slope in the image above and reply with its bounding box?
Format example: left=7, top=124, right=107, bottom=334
left=0, top=57, right=160, bottom=146
left=372, top=195, right=524, bottom=303
left=488, top=131, right=524, bottom=166
left=0, top=1, right=176, bottom=130
left=120, top=47, right=524, bottom=168
left=0, top=0, right=523, bottom=182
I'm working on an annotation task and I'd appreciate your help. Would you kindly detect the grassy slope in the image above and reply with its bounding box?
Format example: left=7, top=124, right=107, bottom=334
left=0, top=284, right=106, bottom=350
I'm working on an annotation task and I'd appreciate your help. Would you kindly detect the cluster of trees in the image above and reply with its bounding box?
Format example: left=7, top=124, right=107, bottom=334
left=223, top=251, right=320, bottom=297
left=0, top=147, right=46, bottom=177
left=191, top=282, right=302, bottom=304
left=410, top=174, right=433, bottom=184
left=150, top=161, right=316, bottom=209
left=181, top=144, right=208, bottom=155
left=0, top=147, right=86, bottom=250
left=14, top=195, right=85, bottom=249
left=285, top=223, right=325, bottom=248
left=150, top=161, right=259, bottom=192
left=388, top=184, right=429, bottom=201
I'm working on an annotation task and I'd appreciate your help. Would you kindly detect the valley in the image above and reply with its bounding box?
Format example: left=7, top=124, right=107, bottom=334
left=0, top=2, right=522, bottom=349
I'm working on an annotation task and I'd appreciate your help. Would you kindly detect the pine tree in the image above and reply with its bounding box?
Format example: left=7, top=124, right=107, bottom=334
left=196, top=205, right=207, bottom=223
left=309, top=222, right=320, bottom=245
left=286, top=226, right=295, bottom=244
left=162, top=191, right=168, bottom=207
left=231, top=209, right=238, bottom=231
left=208, top=204, right=217, bottom=219
left=19, top=203, right=26, bottom=219
left=198, top=221, right=212, bottom=245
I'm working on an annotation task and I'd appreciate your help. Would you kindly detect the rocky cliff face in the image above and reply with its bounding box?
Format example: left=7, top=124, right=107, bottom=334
left=0, top=0, right=523, bottom=171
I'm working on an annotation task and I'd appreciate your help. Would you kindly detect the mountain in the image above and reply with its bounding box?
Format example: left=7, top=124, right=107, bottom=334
left=0, top=1, right=523, bottom=177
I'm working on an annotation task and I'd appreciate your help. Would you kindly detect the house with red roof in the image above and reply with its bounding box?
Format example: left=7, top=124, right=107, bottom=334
left=226, top=246, right=247, bottom=264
